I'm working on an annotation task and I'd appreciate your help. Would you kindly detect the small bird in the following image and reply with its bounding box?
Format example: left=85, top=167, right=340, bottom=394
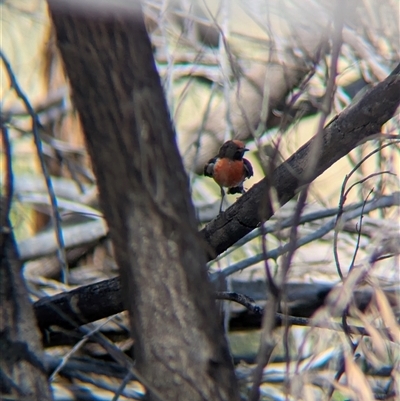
left=204, top=140, right=253, bottom=212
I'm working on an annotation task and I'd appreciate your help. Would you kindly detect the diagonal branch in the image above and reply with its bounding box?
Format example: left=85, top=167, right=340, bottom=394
left=201, top=64, right=400, bottom=259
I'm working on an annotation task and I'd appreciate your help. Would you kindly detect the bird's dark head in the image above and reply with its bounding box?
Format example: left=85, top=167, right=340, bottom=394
left=218, top=140, right=249, bottom=160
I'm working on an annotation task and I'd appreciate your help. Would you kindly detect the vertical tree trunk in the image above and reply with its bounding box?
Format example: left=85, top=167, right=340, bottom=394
left=0, top=201, right=53, bottom=401
left=48, top=2, right=240, bottom=400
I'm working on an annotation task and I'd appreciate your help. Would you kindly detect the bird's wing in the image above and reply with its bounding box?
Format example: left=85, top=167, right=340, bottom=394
left=204, top=157, right=217, bottom=177
left=243, top=158, right=253, bottom=178
left=227, top=186, right=245, bottom=195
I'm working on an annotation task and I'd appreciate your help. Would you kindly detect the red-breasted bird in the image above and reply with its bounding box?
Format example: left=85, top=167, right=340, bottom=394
left=204, top=140, right=253, bottom=212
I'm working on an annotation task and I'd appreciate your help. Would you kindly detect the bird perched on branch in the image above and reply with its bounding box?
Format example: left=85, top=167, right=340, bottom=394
left=204, top=140, right=253, bottom=213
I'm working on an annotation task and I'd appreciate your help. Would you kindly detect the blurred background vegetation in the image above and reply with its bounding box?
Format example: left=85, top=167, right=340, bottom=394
left=1, top=0, right=399, bottom=400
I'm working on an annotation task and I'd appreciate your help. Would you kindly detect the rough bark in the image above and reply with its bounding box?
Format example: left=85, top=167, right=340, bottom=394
left=35, top=276, right=122, bottom=333
left=0, top=203, right=53, bottom=401
left=48, top=2, right=239, bottom=400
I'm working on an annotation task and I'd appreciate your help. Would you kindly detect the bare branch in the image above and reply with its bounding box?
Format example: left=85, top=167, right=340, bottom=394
left=0, top=50, right=69, bottom=282
left=201, top=64, right=400, bottom=259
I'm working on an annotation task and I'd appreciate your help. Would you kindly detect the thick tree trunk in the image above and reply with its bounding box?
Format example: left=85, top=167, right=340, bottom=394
left=48, top=2, right=239, bottom=400
left=0, top=201, right=53, bottom=401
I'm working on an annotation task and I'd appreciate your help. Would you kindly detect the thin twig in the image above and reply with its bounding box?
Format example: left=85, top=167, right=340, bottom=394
left=188, top=82, right=218, bottom=171
left=333, top=140, right=400, bottom=279
left=111, top=370, right=136, bottom=401
left=345, top=171, right=395, bottom=198
left=0, top=50, right=69, bottom=283
left=248, top=188, right=310, bottom=401
left=216, top=290, right=387, bottom=338
left=211, top=192, right=399, bottom=281
left=49, top=315, right=117, bottom=382
left=65, top=370, right=144, bottom=400
left=0, top=124, right=14, bottom=237
left=210, top=189, right=397, bottom=262
left=348, top=189, right=373, bottom=272
left=219, top=0, right=234, bottom=140
left=248, top=8, right=345, bottom=396
left=215, top=291, right=262, bottom=315
left=86, top=330, right=165, bottom=401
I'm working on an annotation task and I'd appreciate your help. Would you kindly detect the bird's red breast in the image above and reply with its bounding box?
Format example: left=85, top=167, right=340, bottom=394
left=212, top=158, right=247, bottom=189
